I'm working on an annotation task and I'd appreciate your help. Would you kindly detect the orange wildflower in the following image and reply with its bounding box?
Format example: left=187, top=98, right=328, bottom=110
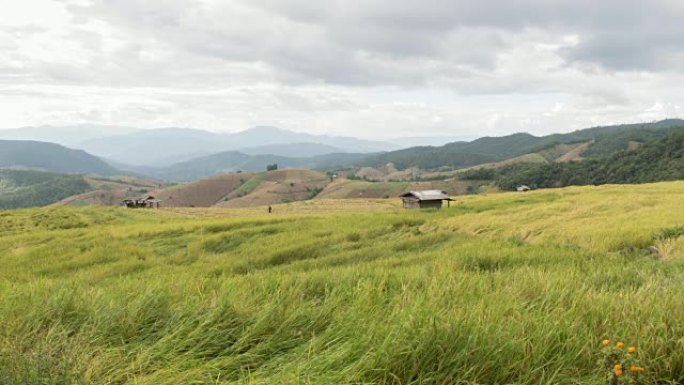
left=629, top=366, right=645, bottom=373
left=602, top=339, right=611, bottom=346
left=628, top=346, right=637, bottom=353
left=616, top=341, right=625, bottom=349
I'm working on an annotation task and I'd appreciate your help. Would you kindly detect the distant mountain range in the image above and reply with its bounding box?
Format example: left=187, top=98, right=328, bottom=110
left=0, top=125, right=400, bottom=166
left=0, top=136, right=365, bottom=181
left=0, top=124, right=140, bottom=149
left=0, top=119, right=683, bottom=183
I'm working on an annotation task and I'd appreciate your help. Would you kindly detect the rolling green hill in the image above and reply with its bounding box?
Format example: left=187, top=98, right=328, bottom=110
left=0, top=140, right=121, bottom=176
left=360, top=119, right=684, bottom=170
left=0, top=169, right=91, bottom=209
left=0, top=182, right=683, bottom=383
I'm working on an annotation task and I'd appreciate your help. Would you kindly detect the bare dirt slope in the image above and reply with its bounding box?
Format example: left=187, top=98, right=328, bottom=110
left=355, top=167, right=387, bottom=180
left=556, top=141, right=593, bottom=162
left=383, top=167, right=418, bottom=181
left=418, top=153, right=548, bottom=180
left=57, top=167, right=488, bottom=209
left=215, top=169, right=330, bottom=208
left=627, top=141, right=643, bottom=150
left=417, top=141, right=592, bottom=179
left=473, top=153, right=548, bottom=169
left=349, top=165, right=417, bottom=181
left=152, top=172, right=254, bottom=207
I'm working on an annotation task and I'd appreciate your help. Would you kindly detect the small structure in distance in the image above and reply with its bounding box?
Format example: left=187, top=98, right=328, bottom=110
left=516, top=185, right=531, bottom=192
left=400, top=190, right=453, bottom=209
left=123, top=195, right=162, bottom=208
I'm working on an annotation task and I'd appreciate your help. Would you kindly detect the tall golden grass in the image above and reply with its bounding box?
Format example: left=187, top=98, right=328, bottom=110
left=0, top=181, right=683, bottom=384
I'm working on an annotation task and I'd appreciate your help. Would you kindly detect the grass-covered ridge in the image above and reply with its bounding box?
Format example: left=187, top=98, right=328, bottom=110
left=1, top=182, right=684, bottom=384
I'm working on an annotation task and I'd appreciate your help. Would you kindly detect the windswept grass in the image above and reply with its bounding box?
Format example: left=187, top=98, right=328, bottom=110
left=1, top=181, right=683, bottom=384
left=443, top=182, right=684, bottom=254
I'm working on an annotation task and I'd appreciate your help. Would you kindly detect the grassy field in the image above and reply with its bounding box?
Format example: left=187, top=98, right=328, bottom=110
left=1, top=182, right=683, bottom=384
left=316, top=178, right=485, bottom=200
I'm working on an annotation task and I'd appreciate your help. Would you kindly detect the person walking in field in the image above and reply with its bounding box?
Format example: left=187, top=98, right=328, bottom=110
left=268, top=205, right=272, bottom=213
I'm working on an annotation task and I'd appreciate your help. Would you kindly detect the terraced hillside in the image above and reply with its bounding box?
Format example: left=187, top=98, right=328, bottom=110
left=51, top=168, right=491, bottom=209
left=1, top=181, right=683, bottom=384
left=151, top=173, right=255, bottom=207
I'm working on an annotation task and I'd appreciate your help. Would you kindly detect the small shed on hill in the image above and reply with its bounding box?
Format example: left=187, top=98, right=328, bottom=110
left=123, top=195, right=162, bottom=208
left=400, top=190, right=452, bottom=209
left=516, top=185, right=531, bottom=192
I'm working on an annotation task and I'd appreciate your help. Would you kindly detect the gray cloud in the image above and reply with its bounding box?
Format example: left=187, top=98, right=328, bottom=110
left=564, top=30, right=684, bottom=71
left=1, top=0, right=683, bottom=137
left=52, top=0, right=684, bottom=89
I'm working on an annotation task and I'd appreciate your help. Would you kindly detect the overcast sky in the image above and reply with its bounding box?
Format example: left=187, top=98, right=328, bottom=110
left=1, top=0, right=683, bottom=139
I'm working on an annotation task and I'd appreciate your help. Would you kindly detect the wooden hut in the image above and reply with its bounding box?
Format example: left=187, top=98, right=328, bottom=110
left=400, top=190, right=452, bottom=209
left=123, top=195, right=162, bottom=208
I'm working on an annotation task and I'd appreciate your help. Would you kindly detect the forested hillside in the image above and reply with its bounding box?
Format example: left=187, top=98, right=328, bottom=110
left=476, top=132, right=684, bottom=190
left=581, top=125, right=682, bottom=158
left=361, top=119, right=684, bottom=170
left=0, top=169, right=91, bottom=209
left=0, top=140, right=121, bottom=176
